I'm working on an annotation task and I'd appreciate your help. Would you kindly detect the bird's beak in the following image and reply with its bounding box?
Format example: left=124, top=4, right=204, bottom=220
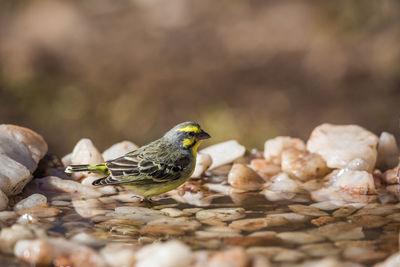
left=197, top=130, right=211, bottom=140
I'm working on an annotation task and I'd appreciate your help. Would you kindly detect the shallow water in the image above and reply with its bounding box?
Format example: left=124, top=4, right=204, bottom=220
left=2, top=185, right=399, bottom=266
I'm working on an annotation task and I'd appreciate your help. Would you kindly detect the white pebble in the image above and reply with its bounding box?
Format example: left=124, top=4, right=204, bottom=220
left=136, top=240, right=192, bottom=267
left=264, top=136, right=306, bottom=165
left=70, top=138, right=104, bottom=179
left=102, top=141, right=138, bottom=161
left=191, top=153, right=212, bottom=178
left=200, top=140, right=246, bottom=170
left=307, top=123, right=378, bottom=172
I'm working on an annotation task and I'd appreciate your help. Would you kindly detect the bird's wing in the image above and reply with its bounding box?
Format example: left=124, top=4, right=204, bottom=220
left=103, top=141, right=190, bottom=185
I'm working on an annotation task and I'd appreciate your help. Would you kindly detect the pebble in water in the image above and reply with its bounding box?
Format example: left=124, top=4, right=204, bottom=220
left=207, top=247, right=248, bottom=267
left=14, top=193, right=47, bottom=212
left=0, top=154, right=31, bottom=197
left=317, top=222, right=364, bottom=241
left=196, top=208, right=246, bottom=222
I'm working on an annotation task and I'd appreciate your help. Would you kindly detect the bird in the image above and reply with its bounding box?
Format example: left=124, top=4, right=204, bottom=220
left=65, top=121, right=210, bottom=198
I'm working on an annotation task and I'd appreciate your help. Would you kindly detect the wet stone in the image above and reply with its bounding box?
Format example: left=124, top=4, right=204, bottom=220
left=264, top=136, right=306, bottom=165
left=160, top=208, right=184, bottom=217
left=224, top=232, right=282, bottom=247
left=343, top=246, right=388, bottom=263
left=276, top=232, right=326, bottom=245
left=14, top=193, right=47, bottom=212
left=266, top=213, right=310, bottom=224
left=229, top=216, right=288, bottom=232
left=250, top=159, right=281, bottom=178
left=288, top=204, right=328, bottom=217
left=299, top=242, right=341, bottom=257
left=348, top=215, right=390, bottom=229
left=196, top=208, right=246, bottom=222
left=311, top=216, right=337, bottom=227
left=317, top=222, right=364, bottom=241
left=332, top=206, right=357, bottom=218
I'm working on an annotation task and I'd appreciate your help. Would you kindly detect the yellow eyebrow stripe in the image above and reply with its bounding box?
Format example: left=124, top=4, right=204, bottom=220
left=177, top=125, right=201, bottom=133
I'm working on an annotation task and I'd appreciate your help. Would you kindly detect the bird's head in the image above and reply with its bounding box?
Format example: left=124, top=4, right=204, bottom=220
left=165, top=121, right=211, bottom=151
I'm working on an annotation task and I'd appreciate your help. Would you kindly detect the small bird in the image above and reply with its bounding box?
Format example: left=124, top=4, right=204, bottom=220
left=65, top=122, right=210, bottom=198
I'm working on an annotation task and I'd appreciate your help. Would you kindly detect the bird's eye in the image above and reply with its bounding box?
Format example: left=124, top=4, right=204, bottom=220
left=188, top=132, right=195, bottom=137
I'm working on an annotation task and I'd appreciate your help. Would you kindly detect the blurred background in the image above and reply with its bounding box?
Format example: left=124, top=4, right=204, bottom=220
left=0, top=0, right=399, bottom=156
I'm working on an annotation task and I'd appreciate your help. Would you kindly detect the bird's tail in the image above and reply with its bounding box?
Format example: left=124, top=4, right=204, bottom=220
left=65, top=163, right=110, bottom=175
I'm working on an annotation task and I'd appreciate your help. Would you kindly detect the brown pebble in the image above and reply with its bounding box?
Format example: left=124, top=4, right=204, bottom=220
left=311, top=216, right=337, bottom=226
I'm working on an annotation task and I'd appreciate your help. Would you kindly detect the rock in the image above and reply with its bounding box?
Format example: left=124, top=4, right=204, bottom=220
left=250, top=159, right=281, bottom=178
left=382, top=165, right=400, bottom=184
left=229, top=216, right=288, bottom=231
left=102, top=141, right=139, bottom=161
left=331, top=169, right=376, bottom=194
left=18, top=204, right=61, bottom=218
left=307, top=123, right=378, bottom=172
left=62, top=153, right=72, bottom=167
left=207, top=247, right=248, bottom=267
left=281, top=148, right=330, bottom=181
left=15, top=238, right=107, bottom=267
left=376, top=132, right=399, bottom=171
left=70, top=138, right=104, bottom=179
left=264, top=136, right=306, bottom=165
left=17, top=213, right=39, bottom=224
left=72, top=199, right=107, bottom=218
left=100, top=243, right=137, bottom=267
left=317, top=222, right=364, bottom=241
left=0, top=154, right=31, bottom=196
left=135, top=240, right=192, bottom=267
left=227, top=164, right=264, bottom=191
left=196, top=208, right=245, bottom=222
left=141, top=225, right=186, bottom=236
left=169, top=181, right=215, bottom=207
left=343, top=246, right=388, bottom=263
left=31, top=176, right=102, bottom=198
left=332, top=206, right=357, bottom=218
left=311, top=216, right=337, bottom=226
left=310, top=201, right=341, bottom=211
left=0, top=211, right=17, bottom=222
left=160, top=208, right=184, bottom=218
left=196, top=227, right=241, bottom=239
left=0, top=224, right=35, bottom=253
left=200, top=140, right=246, bottom=170
left=288, top=204, right=328, bottom=217
left=276, top=232, right=325, bottom=244
left=14, top=239, right=53, bottom=265
left=375, top=251, right=400, bottom=267
left=348, top=215, right=389, bottom=229
left=0, top=124, right=47, bottom=172
left=14, top=193, right=47, bottom=212
left=247, top=247, right=306, bottom=262
left=0, top=189, right=8, bottom=211
left=299, top=243, right=341, bottom=257
left=262, top=173, right=304, bottom=201
left=71, top=232, right=107, bottom=248
left=266, top=213, right=310, bottom=224
left=191, top=153, right=212, bottom=178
